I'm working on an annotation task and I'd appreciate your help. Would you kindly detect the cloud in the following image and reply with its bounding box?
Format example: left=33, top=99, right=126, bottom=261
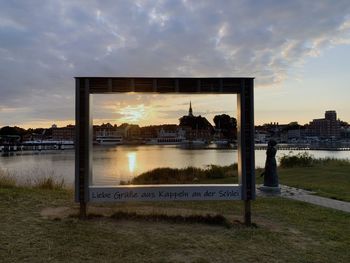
left=0, top=0, right=349, bottom=126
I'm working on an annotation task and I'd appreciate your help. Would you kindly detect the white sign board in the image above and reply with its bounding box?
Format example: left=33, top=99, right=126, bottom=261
left=89, top=184, right=241, bottom=202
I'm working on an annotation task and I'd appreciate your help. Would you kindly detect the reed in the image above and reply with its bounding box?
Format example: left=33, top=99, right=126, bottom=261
left=33, top=176, right=65, bottom=190
left=0, top=168, right=65, bottom=190
left=0, top=169, right=16, bottom=188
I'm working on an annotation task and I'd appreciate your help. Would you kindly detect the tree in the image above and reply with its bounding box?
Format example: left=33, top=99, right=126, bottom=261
left=283, top=122, right=301, bottom=131
left=340, top=120, right=349, bottom=127
left=213, top=114, right=237, bottom=139
left=0, top=126, right=26, bottom=136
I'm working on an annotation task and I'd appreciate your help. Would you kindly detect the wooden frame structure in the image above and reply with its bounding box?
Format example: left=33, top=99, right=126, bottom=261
left=75, top=77, right=255, bottom=225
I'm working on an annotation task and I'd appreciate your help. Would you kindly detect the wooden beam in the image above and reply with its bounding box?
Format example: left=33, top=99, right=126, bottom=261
left=80, top=77, right=251, bottom=94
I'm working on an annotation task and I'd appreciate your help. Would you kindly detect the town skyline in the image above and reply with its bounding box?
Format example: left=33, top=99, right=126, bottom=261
left=1, top=105, right=348, bottom=130
left=1, top=107, right=348, bottom=147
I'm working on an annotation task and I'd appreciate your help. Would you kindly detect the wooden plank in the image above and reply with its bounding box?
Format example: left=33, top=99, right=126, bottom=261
left=79, top=77, right=251, bottom=94
left=89, top=184, right=242, bottom=202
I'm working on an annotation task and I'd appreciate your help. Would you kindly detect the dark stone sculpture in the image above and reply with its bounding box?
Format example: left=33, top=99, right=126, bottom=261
left=261, top=139, right=278, bottom=187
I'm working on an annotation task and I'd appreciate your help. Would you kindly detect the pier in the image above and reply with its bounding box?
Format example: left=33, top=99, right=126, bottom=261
left=1, top=142, right=350, bottom=153
left=0, top=141, right=74, bottom=152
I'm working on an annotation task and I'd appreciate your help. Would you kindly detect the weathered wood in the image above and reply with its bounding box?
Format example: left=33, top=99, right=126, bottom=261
left=77, top=77, right=250, bottom=94
left=75, top=78, right=92, bottom=218
left=244, top=200, right=252, bottom=226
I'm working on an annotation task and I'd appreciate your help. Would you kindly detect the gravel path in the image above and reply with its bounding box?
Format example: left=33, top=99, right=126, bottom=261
left=257, top=184, right=350, bottom=213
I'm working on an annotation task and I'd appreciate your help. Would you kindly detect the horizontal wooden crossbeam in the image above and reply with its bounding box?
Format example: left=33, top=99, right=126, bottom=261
left=75, top=77, right=254, bottom=94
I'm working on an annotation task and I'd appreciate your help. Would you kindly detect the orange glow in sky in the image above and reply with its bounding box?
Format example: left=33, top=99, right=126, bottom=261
left=118, top=104, right=152, bottom=123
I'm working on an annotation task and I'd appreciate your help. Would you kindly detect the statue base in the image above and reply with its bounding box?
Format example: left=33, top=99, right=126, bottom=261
left=258, top=185, right=281, bottom=194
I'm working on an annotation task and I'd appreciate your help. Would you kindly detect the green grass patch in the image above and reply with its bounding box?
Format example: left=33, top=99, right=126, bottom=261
left=277, top=164, right=350, bottom=201
left=272, top=153, right=350, bottom=201
left=0, top=186, right=349, bottom=262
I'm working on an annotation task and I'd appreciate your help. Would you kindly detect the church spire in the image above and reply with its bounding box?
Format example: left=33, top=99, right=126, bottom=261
left=188, top=101, right=193, bottom=117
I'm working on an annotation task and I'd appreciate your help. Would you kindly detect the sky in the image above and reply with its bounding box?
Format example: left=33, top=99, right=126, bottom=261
left=0, top=0, right=349, bottom=128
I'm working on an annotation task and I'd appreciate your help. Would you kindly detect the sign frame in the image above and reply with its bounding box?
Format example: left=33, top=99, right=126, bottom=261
left=75, top=77, right=255, bottom=225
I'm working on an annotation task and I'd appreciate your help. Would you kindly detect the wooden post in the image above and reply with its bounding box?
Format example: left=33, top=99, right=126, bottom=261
left=237, top=79, right=255, bottom=226
left=79, top=201, right=87, bottom=219
left=75, top=78, right=92, bottom=219
left=244, top=200, right=251, bottom=226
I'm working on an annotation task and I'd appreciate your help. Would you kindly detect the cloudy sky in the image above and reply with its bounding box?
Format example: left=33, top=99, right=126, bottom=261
left=0, top=0, right=350, bottom=128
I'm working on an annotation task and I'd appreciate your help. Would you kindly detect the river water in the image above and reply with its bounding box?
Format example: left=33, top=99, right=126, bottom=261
left=1, top=145, right=349, bottom=186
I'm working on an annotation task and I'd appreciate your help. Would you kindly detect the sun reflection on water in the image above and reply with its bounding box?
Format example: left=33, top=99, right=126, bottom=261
left=127, top=152, right=137, bottom=174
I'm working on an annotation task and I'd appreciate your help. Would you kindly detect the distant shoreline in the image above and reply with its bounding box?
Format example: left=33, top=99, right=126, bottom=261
left=3, top=141, right=350, bottom=151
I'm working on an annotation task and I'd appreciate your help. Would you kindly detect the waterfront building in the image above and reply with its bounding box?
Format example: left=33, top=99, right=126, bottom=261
left=52, top=125, right=75, bottom=141
left=340, top=126, right=350, bottom=139
left=255, top=130, right=268, bottom=143
left=287, top=128, right=305, bottom=141
left=256, top=122, right=288, bottom=143
left=0, top=135, right=21, bottom=144
left=94, top=123, right=119, bottom=137
left=145, top=125, right=186, bottom=144
left=307, top=110, right=341, bottom=139
left=118, top=123, right=141, bottom=141
left=140, top=125, right=159, bottom=139
left=94, top=123, right=123, bottom=145
left=158, top=126, right=186, bottom=139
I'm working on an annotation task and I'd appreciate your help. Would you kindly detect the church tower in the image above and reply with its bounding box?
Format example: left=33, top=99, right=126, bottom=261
left=188, top=101, right=193, bottom=117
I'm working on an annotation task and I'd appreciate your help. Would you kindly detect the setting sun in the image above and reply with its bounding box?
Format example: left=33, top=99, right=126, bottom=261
left=118, top=104, right=150, bottom=123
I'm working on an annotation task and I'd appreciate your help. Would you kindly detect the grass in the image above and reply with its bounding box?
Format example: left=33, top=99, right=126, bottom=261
left=275, top=153, right=350, bottom=201
left=277, top=164, right=350, bottom=201
left=0, top=186, right=349, bottom=262
left=121, top=164, right=238, bottom=185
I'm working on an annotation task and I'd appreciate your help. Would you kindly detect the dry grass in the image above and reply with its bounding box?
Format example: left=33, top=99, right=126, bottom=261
left=33, top=176, right=65, bottom=190
left=0, top=169, right=16, bottom=188
left=0, top=168, right=65, bottom=189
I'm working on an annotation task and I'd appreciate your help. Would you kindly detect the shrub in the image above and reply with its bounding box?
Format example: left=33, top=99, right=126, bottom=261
left=279, top=152, right=350, bottom=168
left=205, top=164, right=237, bottom=179
left=128, top=164, right=238, bottom=185
left=131, top=167, right=204, bottom=184
left=279, top=152, right=314, bottom=168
